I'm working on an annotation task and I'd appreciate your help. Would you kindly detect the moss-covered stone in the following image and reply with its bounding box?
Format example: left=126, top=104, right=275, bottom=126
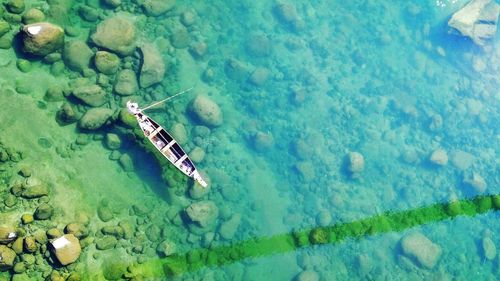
left=96, top=236, right=117, bottom=250
left=5, top=0, right=25, bottom=14
left=0, top=245, right=16, bottom=270
left=94, top=51, right=120, bottom=75
left=23, top=236, right=37, bottom=253
left=0, top=21, right=10, bottom=37
left=309, top=228, right=329, bottom=245
left=475, top=196, right=492, bottom=213
left=21, top=214, right=33, bottom=224
left=22, top=8, right=45, bottom=24
left=34, top=203, right=53, bottom=220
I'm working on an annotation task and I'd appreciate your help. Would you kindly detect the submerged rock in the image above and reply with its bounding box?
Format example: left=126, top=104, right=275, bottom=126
left=448, top=0, right=500, bottom=46
left=64, top=40, right=93, bottom=72
left=20, top=184, right=48, bottom=198
left=50, top=234, right=81, bottom=265
left=347, top=151, right=365, bottom=173
left=21, top=22, right=64, bottom=56
left=294, top=270, right=319, bottom=281
left=78, top=108, right=114, bottom=130
left=0, top=245, right=16, bottom=270
left=91, top=15, right=136, bottom=56
left=464, top=172, right=487, bottom=193
left=190, top=95, right=223, bottom=127
left=72, top=85, right=108, bottom=107
left=430, top=149, right=448, bottom=166
left=482, top=236, right=497, bottom=260
left=185, top=200, right=219, bottom=228
left=34, top=203, right=53, bottom=220
left=0, top=226, right=17, bottom=244
left=139, top=43, right=165, bottom=88
left=142, top=0, right=175, bottom=16
left=400, top=232, right=442, bottom=269
left=219, top=214, right=241, bottom=240
left=157, top=240, right=176, bottom=257
left=94, top=51, right=120, bottom=75
left=114, top=69, right=138, bottom=96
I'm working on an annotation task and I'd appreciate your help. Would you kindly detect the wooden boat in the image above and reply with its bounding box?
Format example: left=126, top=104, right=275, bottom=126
left=126, top=101, right=208, bottom=188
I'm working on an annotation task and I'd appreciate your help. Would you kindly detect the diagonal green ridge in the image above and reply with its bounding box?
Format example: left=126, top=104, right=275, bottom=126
left=130, top=194, right=499, bottom=278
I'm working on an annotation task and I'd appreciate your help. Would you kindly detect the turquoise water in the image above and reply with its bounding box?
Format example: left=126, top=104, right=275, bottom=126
left=0, top=0, right=498, bottom=280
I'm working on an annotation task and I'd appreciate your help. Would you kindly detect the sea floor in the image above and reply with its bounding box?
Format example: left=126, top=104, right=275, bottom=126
left=0, top=0, right=499, bottom=280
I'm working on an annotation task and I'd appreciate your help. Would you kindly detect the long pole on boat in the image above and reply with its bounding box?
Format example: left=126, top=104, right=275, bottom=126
left=141, top=87, right=194, bottom=112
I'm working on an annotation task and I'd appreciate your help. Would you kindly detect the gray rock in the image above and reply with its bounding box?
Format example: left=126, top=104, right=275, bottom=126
left=20, top=184, right=48, bottom=198
left=189, top=181, right=209, bottom=199
left=63, top=40, right=93, bottom=72
left=5, top=0, right=25, bottom=14
left=91, top=16, right=136, bottom=56
left=146, top=225, right=161, bottom=242
left=185, top=200, right=219, bottom=228
left=401, top=232, right=442, bottom=269
left=157, top=240, right=176, bottom=257
left=21, top=22, right=64, bottom=56
left=0, top=226, right=17, bottom=244
left=64, top=223, right=89, bottom=239
left=464, top=172, right=487, bottom=193
left=482, top=236, right=497, bottom=260
left=139, top=43, right=165, bottom=88
left=34, top=203, right=53, bottom=220
left=50, top=234, right=81, bottom=265
left=105, top=133, right=121, bottom=150
left=170, top=123, right=187, bottom=145
left=78, top=108, right=114, bottom=130
left=142, top=0, right=176, bottom=16
left=72, top=85, right=108, bottom=107
left=0, top=245, right=16, bottom=270
left=450, top=150, right=474, bottom=170
left=448, top=0, right=500, bottom=46
left=97, top=206, right=114, bottom=222
left=114, top=69, right=138, bottom=96
left=347, top=151, right=365, bottom=173
left=94, top=51, right=120, bottom=75
left=119, top=153, right=134, bottom=172
left=22, top=8, right=45, bottom=24
left=190, top=95, right=223, bottom=127
left=294, top=270, right=319, bottom=281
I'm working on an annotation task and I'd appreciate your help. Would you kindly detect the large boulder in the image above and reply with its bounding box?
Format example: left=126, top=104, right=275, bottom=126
left=72, top=84, right=108, bottom=107
left=448, top=0, right=500, bottom=46
left=139, top=43, right=165, bottom=88
left=142, top=0, right=176, bottom=16
left=190, top=95, right=223, bottom=127
left=20, top=184, right=48, bottom=198
left=400, top=232, right=442, bottom=269
left=185, top=201, right=219, bottom=228
left=21, top=22, right=64, bottom=56
left=114, top=69, right=138, bottom=96
left=78, top=108, right=114, bottom=130
left=0, top=245, right=16, bottom=270
left=63, top=40, right=93, bottom=73
left=0, top=226, right=17, bottom=244
left=50, top=234, right=81, bottom=265
left=91, top=16, right=136, bottom=56
left=94, top=51, right=120, bottom=75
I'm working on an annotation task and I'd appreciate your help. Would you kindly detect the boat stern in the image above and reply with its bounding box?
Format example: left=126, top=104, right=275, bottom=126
left=192, top=171, right=208, bottom=188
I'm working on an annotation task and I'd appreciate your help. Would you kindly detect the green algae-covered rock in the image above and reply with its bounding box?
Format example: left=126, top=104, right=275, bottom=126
left=11, top=237, right=23, bottom=254
left=21, top=22, right=64, bottom=56
left=101, top=226, right=123, bottom=239
left=22, top=8, right=45, bottom=24
left=72, top=84, right=108, bottom=107
left=0, top=245, right=16, bottom=270
left=157, top=240, right=176, bottom=257
left=114, top=69, right=138, bottom=96
left=119, top=153, right=134, bottom=172
left=57, top=102, right=78, bottom=125
left=95, top=235, right=117, bottom=250
left=65, top=223, right=89, bottom=239
left=46, top=228, right=63, bottom=239
left=493, top=195, right=500, bottom=209
left=170, top=28, right=190, bottom=49
left=105, top=133, right=121, bottom=150
left=21, top=214, right=33, bottom=224
left=21, top=184, right=48, bottom=198
left=139, top=43, right=165, bottom=88
left=102, top=261, right=126, bottom=280
left=78, top=108, right=114, bottom=130
left=0, top=21, right=10, bottom=37
left=475, top=196, right=492, bottom=213
left=34, top=203, right=53, bottom=220
left=0, top=225, right=17, bottom=244
left=23, top=236, right=37, bottom=253
left=91, top=15, right=136, bottom=56
left=64, top=40, right=93, bottom=73
left=142, top=0, right=175, bottom=16
left=12, top=262, right=26, bottom=273
left=446, top=201, right=461, bottom=216
left=16, top=59, right=31, bottom=73
left=5, top=0, right=25, bottom=14
left=309, top=228, right=329, bottom=245
left=146, top=225, right=161, bottom=242
left=97, top=205, right=114, bottom=222
left=118, top=109, right=136, bottom=127
left=94, top=51, right=120, bottom=75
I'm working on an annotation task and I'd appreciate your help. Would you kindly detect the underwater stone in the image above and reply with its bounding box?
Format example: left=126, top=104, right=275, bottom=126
left=273, top=3, right=304, bottom=31
left=50, top=234, right=81, bottom=265
left=16, top=59, right=31, bottom=73
left=22, top=8, right=45, bottom=24
left=245, top=33, right=272, bottom=57
left=97, top=205, right=114, bottom=222
left=63, top=40, right=93, bottom=73
left=21, top=184, right=48, bottom=198
left=190, top=95, right=223, bottom=127
left=65, top=223, right=88, bottom=239
left=11, top=238, right=23, bottom=254
left=219, top=214, right=241, bottom=240
left=0, top=225, right=17, bottom=244
left=253, top=131, right=274, bottom=151
left=400, top=232, right=442, bottom=269
left=105, top=133, right=121, bottom=150
left=139, top=43, right=165, bottom=88
left=170, top=123, right=187, bottom=145
left=91, top=15, right=136, bottom=56
left=188, top=146, right=205, bottom=164
left=185, top=200, right=219, bottom=228
left=57, top=103, right=78, bottom=125
left=118, top=221, right=133, bottom=239
left=0, top=21, right=10, bottom=37
left=12, top=261, right=25, bottom=274
left=21, top=22, right=64, bottom=56
left=21, top=214, right=33, bottom=224
left=170, top=28, right=190, bottom=49
left=224, top=58, right=249, bottom=82
left=146, top=225, right=161, bottom=242
left=142, top=0, right=175, bottom=16
left=450, top=150, right=474, bottom=170
left=103, top=0, right=121, bottom=8
left=119, top=153, right=134, bottom=172
left=429, top=149, right=448, bottom=166
left=0, top=245, right=16, bottom=270
left=23, top=236, right=37, bottom=253
left=78, top=108, right=114, bottom=130
left=448, top=0, right=500, bottom=46
left=95, top=236, right=117, bottom=250
left=249, top=67, right=270, bottom=86
left=464, top=172, right=486, bottom=193
left=157, top=240, right=176, bottom=257
left=94, top=51, right=120, bottom=75
left=34, top=203, right=53, bottom=220
left=46, top=228, right=63, bottom=239
left=347, top=151, right=365, bottom=173
left=294, top=270, right=319, bottom=281
left=72, top=84, right=108, bottom=107
left=181, top=10, right=196, bottom=26
left=482, top=236, right=496, bottom=260
left=101, top=226, right=124, bottom=239
left=5, top=0, right=25, bottom=14
left=295, top=161, right=315, bottom=182
left=114, top=69, right=138, bottom=96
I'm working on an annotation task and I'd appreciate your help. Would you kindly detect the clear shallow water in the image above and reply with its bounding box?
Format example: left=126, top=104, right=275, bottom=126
left=0, top=0, right=498, bottom=280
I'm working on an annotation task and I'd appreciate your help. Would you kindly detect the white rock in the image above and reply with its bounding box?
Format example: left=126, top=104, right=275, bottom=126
left=401, top=232, right=442, bottom=269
